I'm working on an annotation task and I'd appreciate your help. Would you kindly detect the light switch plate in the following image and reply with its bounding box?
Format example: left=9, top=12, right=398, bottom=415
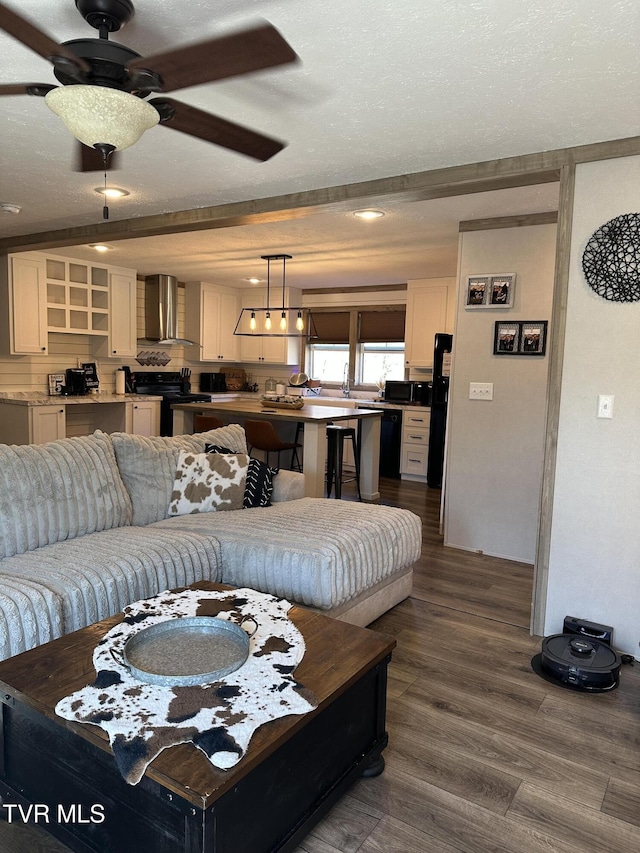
left=469, top=382, right=493, bottom=401
left=597, top=394, right=614, bottom=419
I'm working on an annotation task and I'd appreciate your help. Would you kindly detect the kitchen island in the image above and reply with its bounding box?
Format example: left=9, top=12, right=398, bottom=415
left=172, top=399, right=383, bottom=501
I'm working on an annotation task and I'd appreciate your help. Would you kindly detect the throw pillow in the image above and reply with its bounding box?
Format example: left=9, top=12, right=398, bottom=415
left=205, top=444, right=278, bottom=508
left=244, top=458, right=278, bottom=508
left=169, top=450, right=249, bottom=516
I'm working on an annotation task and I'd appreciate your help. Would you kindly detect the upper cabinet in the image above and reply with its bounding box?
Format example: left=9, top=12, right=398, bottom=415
left=404, top=278, right=456, bottom=368
left=184, top=281, right=239, bottom=362
left=45, top=256, right=109, bottom=336
left=94, top=268, right=137, bottom=358
left=1, top=251, right=138, bottom=359
left=1, top=254, right=48, bottom=355
left=237, top=287, right=302, bottom=365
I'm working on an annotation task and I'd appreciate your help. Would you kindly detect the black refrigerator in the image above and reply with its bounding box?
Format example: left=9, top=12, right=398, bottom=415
left=427, top=333, right=453, bottom=488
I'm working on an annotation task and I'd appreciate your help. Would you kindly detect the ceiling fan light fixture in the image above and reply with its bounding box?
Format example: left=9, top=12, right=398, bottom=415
left=44, top=85, right=159, bottom=151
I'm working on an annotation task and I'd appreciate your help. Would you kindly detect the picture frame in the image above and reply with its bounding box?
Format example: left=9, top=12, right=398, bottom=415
left=465, top=276, right=490, bottom=307
left=519, top=321, right=548, bottom=356
left=465, top=273, right=516, bottom=308
left=493, top=320, right=548, bottom=356
left=488, top=274, right=515, bottom=308
left=493, top=322, right=520, bottom=354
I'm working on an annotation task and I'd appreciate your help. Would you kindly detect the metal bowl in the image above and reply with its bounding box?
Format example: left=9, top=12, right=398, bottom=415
left=289, top=372, right=308, bottom=386
left=112, top=616, right=257, bottom=686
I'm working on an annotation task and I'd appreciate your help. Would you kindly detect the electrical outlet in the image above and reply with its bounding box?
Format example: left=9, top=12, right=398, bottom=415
left=597, top=394, right=614, bottom=419
left=469, top=382, right=493, bottom=401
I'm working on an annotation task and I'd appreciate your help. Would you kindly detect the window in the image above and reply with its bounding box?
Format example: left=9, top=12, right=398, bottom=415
left=308, top=344, right=350, bottom=383
left=306, top=307, right=405, bottom=387
left=358, top=343, right=405, bottom=384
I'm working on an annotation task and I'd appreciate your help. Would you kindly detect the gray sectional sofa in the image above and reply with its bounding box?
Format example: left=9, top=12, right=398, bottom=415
left=0, top=424, right=422, bottom=661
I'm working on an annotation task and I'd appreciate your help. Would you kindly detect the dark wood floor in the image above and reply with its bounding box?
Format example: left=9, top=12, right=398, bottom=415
left=2, top=478, right=639, bottom=852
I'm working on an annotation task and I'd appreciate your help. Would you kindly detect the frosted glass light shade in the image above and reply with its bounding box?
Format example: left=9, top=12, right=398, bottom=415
left=45, top=86, right=159, bottom=151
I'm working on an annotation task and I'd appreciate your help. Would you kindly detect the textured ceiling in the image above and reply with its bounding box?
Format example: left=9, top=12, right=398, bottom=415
left=0, top=1, right=636, bottom=284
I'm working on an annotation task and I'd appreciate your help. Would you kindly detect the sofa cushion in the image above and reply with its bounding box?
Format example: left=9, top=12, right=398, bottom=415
left=0, top=430, right=132, bottom=559
left=153, top=497, right=422, bottom=610
left=169, top=450, right=249, bottom=515
left=111, top=425, right=248, bottom=526
left=0, top=526, right=222, bottom=661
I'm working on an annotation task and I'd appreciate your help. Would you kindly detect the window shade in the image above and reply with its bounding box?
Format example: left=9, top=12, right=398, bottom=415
left=358, top=310, right=406, bottom=343
left=311, top=312, right=350, bottom=343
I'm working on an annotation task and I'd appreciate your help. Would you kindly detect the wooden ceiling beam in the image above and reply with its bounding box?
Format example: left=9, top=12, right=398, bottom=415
left=0, top=135, right=638, bottom=255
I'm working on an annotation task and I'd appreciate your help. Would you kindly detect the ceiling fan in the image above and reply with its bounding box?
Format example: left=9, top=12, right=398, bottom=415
left=0, top=0, right=298, bottom=171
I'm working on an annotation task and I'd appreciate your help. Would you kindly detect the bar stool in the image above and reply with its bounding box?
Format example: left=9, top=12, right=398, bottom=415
left=326, top=425, right=361, bottom=500
left=244, top=420, right=302, bottom=471
left=193, top=414, right=224, bottom=432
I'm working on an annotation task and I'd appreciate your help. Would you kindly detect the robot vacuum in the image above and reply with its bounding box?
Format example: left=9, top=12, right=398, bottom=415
left=531, top=633, right=621, bottom=692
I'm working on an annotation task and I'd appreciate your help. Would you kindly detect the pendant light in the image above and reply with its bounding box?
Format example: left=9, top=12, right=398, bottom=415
left=233, top=254, right=318, bottom=339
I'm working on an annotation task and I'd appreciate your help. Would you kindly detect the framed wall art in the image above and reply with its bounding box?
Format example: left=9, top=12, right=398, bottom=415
left=465, top=276, right=490, bottom=306
left=466, top=273, right=516, bottom=308
left=493, top=320, right=548, bottom=356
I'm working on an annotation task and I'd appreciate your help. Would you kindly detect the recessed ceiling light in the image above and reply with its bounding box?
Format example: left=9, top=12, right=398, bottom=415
left=88, top=243, right=112, bottom=252
left=353, top=209, right=385, bottom=221
left=243, top=277, right=264, bottom=284
left=94, top=187, right=130, bottom=199
left=0, top=202, right=21, bottom=214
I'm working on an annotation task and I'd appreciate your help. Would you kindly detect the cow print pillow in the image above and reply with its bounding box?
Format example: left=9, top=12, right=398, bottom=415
left=169, top=450, right=249, bottom=516
left=205, top=444, right=278, bottom=508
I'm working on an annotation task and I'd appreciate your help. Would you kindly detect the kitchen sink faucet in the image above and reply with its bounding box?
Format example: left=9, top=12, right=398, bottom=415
left=341, top=364, right=350, bottom=398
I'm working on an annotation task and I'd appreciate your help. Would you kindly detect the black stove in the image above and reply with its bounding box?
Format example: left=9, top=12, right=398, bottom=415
left=133, top=371, right=211, bottom=436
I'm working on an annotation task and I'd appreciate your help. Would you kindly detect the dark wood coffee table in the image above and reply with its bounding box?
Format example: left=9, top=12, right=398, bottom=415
left=0, top=582, right=394, bottom=853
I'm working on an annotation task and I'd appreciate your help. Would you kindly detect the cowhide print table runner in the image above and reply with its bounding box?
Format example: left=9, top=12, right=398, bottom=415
left=55, top=588, right=317, bottom=785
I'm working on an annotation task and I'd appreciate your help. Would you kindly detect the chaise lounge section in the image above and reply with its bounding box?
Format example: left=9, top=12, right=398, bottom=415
left=0, top=425, right=422, bottom=660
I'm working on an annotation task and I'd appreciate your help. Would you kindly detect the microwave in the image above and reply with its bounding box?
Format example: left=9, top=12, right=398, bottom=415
left=384, top=380, right=431, bottom=405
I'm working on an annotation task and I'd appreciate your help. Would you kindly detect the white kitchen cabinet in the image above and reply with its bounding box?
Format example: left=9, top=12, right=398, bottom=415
left=93, top=266, right=138, bottom=358
left=400, top=409, right=430, bottom=480
left=237, top=287, right=302, bottom=365
left=185, top=282, right=238, bottom=362
left=404, top=278, right=455, bottom=368
left=0, top=253, right=48, bottom=355
left=31, top=406, right=66, bottom=444
left=129, top=400, right=160, bottom=436
left=0, top=402, right=65, bottom=445
left=45, top=256, right=110, bottom=336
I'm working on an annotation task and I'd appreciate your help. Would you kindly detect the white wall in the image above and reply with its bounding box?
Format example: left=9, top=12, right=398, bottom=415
left=544, top=155, right=640, bottom=654
left=445, top=224, right=556, bottom=562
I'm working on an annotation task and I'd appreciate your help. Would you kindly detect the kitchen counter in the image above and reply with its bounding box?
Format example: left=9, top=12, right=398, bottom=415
left=0, top=392, right=162, bottom=407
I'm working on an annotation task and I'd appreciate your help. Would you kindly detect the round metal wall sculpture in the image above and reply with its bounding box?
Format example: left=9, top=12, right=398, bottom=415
left=582, top=212, right=640, bottom=302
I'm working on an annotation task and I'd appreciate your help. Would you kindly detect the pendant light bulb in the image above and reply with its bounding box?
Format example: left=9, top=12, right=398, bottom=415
left=279, top=311, right=287, bottom=331
left=296, top=311, right=304, bottom=332
left=249, top=311, right=256, bottom=331
left=265, top=311, right=272, bottom=331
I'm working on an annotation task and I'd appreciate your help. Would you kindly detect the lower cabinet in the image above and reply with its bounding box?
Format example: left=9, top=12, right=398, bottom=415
left=0, top=404, right=66, bottom=446
left=129, top=400, right=160, bottom=436
left=400, top=410, right=430, bottom=480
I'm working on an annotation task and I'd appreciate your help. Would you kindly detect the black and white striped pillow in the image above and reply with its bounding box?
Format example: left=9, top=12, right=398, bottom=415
left=205, top=444, right=278, bottom=508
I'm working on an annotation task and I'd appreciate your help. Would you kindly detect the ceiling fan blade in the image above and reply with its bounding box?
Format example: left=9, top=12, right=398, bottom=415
left=75, top=143, right=120, bottom=173
left=127, top=22, right=298, bottom=94
left=0, top=82, right=54, bottom=96
left=0, top=2, right=89, bottom=72
left=150, top=97, right=285, bottom=161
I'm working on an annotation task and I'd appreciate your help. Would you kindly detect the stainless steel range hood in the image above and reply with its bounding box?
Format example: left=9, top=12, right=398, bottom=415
left=142, top=274, right=194, bottom=346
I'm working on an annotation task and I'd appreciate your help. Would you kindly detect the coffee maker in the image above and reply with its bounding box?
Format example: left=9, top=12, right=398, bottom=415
left=63, top=368, right=89, bottom=396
